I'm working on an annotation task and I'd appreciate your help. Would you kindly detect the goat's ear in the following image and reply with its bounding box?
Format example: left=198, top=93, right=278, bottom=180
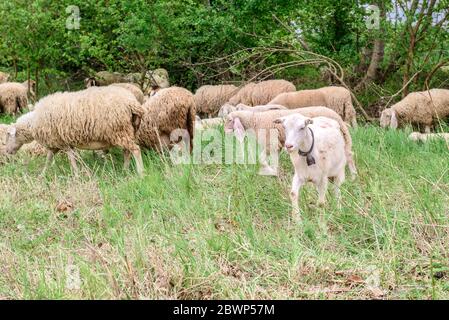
left=233, top=117, right=245, bottom=143
left=390, top=111, right=398, bottom=129
left=305, top=118, right=313, bottom=126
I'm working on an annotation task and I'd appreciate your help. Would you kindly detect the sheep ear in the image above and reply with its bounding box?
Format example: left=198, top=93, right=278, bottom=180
left=273, top=118, right=283, bottom=125
left=233, top=117, right=245, bottom=143
left=7, top=127, right=16, bottom=136
left=390, top=111, right=398, bottom=129
left=305, top=118, right=313, bottom=126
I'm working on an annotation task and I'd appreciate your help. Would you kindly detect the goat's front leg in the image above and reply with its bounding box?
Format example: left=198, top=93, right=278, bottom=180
left=316, top=177, right=328, bottom=207
left=290, top=172, right=304, bottom=221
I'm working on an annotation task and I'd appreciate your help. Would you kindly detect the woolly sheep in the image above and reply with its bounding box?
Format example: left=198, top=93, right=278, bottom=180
left=110, top=83, right=145, bottom=104
left=380, top=89, right=449, bottom=132
left=274, top=114, right=347, bottom=221
left=269, top=86, right=357, bottom=127
left=408, top=132, right=449, bottom=144
left=0, top=81, right=33, bottom=115
left=224, top=106, right=357, bottom=178
left=218, top=103, right=287, bottom=118
left=0, top=72, right=10, bottom=84
left=4, top=87, right=145, bottom=175
left=228, top=80, right=296, bottom=106
left=194, top=84, right=239, bottom=118
left=136, top=87, right=196, bottom=153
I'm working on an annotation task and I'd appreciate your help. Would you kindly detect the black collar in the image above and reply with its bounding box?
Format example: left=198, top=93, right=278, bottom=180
left=298, top=127, right=316, bottom=166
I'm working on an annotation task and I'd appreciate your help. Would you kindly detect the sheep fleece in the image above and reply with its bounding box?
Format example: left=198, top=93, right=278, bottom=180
left=31, top=86, right=144, bottom=151
left=136, top=87, right=196, bottom=151
left=391, top=89, right=449, bottom=127
left=0, top=82, right=28, bottom=114
left=194, top=84, right=239, bottom=116
left=229, top=80, right=295, bottom=106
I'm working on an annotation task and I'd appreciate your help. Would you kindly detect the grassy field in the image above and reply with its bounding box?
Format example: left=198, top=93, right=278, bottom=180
left=0, top=117, right=448, bottom=299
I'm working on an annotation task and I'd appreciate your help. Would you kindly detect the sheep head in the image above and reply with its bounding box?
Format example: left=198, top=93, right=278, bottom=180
left=4, top=126, right=28, bottom=155
left=224, top=114, right=245, bottom=143
left=380, top=108, right=398, bottom=129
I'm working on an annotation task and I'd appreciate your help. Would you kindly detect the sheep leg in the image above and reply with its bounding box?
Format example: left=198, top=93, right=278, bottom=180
left=425, top=125, right=431, bottom=134
left=66, top=149, right=79, bottom=176
left=290, top=173, right=304, bottom=222
left=123, top=150, right=131, bottom=170
left=130, top=145, right=144, bottom=176
left=41, top=149, right=56, bottom=176
left=316, top=177, right=328, bottom=207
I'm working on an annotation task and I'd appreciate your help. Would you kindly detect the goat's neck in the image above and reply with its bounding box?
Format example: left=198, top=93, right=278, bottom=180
left=298, top=128, right=313, bottom=152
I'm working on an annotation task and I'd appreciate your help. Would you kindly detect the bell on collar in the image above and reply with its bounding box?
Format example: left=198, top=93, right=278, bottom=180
left=306, top=154, right=316, bottom=166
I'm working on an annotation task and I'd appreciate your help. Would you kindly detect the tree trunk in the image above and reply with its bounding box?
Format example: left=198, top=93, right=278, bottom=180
left=355, top=1, right=386, bottom=91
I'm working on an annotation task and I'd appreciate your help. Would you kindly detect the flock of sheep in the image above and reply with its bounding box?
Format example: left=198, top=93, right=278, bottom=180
left=0, top=69, right=448, bottom=219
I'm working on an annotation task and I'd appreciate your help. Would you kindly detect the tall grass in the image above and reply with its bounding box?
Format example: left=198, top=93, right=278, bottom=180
left=0, top=121, right=448, bottom=299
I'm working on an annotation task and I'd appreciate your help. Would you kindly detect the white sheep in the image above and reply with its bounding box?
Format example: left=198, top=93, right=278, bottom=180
left=408, top=132, right=449, bottom=144
left=274, top=114, right=347, bottom=221
left=218, top=103, right=287, bottom=118
left=4, top=87, right=145, bottom=175
left=380, top=89, right=449, bottom=132
left=269, top=86, right=357, bottom=126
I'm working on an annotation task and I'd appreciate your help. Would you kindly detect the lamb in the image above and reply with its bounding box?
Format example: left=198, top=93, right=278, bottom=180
left=380, top=89, right=449, bottom=132
left=408, top=132, right=449, bottom=144
left=0, top=72, right=10, bottom=83
left=194, top=84, right=239, bottom=118
left=110, top=83, right=145, bottom=104
left=218, top=103, right=287, bottom=117
left=228, top=80, right=296, bottom=106
left=269, top=86, right=357, bottom=127
left=0, top=81, right=34, bottom=115
left=224, top=106, right=357, bottom=178
left=4, top=86, right=145, bottom=175
left=274, top=114, right=347, bottom=221
left=136, top=87, right=196, bottom=153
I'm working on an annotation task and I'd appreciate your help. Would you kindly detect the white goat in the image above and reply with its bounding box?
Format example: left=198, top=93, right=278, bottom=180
left=274, top=114, right=347, bottom=221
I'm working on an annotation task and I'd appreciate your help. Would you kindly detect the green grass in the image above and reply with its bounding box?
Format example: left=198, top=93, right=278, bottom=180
left=0, top=119, right=448, bottom=299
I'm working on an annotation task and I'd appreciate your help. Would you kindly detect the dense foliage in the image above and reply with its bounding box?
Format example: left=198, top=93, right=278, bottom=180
left=0, top=0, right=448, bottom=110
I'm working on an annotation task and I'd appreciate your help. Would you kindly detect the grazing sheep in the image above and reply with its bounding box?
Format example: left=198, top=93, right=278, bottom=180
left=0, top=72, right=10, bottom=83
left=194, top=84, right=239, bottom=118
left=380, top=89, right=449, bottom=132
left=136, top=87, right=196, bottom=153
left=274, top=114, right=347, bottom=221
left=228, top=80, right=296, bottom=106
left=224, top=106, right=357, bottom=178
left=4, top=87, right=145, bottom=175
left=110, top=83, right=145, bottom=104
left=218, top=103, right=287, bottom=118
left=195, top=116, right=223, bottom=131
left=0, top=81, right=32, bottom=115
left=408, top=132, right=449, bottom=144
left=269, top=86, right=357, bottom=126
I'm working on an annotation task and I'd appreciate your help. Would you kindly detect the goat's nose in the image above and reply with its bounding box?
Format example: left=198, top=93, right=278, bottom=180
left=285, top=143, right=293, bottom=150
